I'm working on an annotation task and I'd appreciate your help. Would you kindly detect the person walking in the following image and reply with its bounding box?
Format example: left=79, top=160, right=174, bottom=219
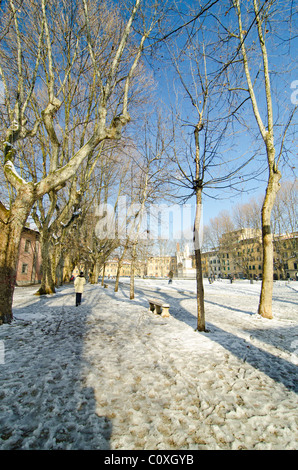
left=74, top=271, right=86, bottom=306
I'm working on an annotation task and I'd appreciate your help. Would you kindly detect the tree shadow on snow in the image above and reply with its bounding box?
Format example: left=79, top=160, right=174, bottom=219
left=205, top=298, right=256, bottom=316
left=110, top=281, right=298, bottom=394
left=3, top=288, right=112, bottom=450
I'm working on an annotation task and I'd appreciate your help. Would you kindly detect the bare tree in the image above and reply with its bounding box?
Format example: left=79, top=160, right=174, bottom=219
left=231, top=0, right=297, bottom=318
left=0, top=0, right=159, bottom=324
left=233, top=197, right=262, bottom=232
left=123, top=113, right=172, bottom=299
left=165, top=12, right=258, bottom=330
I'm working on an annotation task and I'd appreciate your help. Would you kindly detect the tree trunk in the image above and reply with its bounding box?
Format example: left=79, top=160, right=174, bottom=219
left=115, top=245, right=128, bottom=292
left=130, top=243, right=137, bottom=300
left=90, top=261, right=100, bottom=284
left=194, top=188, right=205, bottom=331
left=0, top=223, right=19, bottom=324
left=101, top=264, right=106, bottom=286
left=52, top=243, right=61, bottom=287
left=258, top=163, right=281, bottom=319
left=62, top=252, right=73, bottom=283
left=35, top=233, right=56, bottom=295
left=0, top=192, right=34, bottom=324
left=30, top=238, right=40, bottom=284
left=56, top=258, right=64, bottom=286
left=115, top=260, right=122, bottom=292
left=53, top=244, right=64, bottom=286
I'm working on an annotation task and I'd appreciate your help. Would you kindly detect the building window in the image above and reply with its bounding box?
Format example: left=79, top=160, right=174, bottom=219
left=22, top=263, right=28, bottom=274
left=24, top=239, right=31, bottom=252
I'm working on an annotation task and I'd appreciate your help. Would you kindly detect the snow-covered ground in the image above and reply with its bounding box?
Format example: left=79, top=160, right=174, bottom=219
left=0, top=278, right=297, bottom=450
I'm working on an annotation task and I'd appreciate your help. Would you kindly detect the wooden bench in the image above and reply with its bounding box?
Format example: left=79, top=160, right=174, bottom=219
left=148, top=298, right=170, bottom=317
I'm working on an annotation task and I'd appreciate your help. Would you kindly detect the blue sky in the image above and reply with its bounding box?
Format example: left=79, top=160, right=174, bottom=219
left=145, top=0, right=297, bottom=226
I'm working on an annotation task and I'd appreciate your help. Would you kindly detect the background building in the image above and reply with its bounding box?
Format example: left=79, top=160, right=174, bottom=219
left=62, top=230, right=298, bottom=283
left=202, top=229, right=297, bottom=280
left=16, top=228, right=42, bottom=286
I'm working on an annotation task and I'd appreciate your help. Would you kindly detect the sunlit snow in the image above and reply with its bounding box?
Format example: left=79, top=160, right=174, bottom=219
left=0, top=278, right=297, bottom=450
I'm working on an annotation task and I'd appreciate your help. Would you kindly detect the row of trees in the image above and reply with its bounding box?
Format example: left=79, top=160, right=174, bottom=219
left=0, top=0, right=297, bottom=330
left=0, top=0, right=164, bottom=323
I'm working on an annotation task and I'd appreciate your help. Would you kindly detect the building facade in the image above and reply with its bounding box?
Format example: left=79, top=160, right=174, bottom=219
left=273, top=232, right=298, bottom=280
left=16, top=228, right=42, bottom=285
left=202, top=229, right=298, bottom=280
left=101, top=255, right=178, bottom=279
left=74, top=230, right=298, bottom=282
left=146, top=255, right=178, bottom=278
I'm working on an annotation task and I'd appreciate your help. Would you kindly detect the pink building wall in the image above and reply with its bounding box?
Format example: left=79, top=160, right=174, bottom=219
left=16, top=228, right=42, bottom=285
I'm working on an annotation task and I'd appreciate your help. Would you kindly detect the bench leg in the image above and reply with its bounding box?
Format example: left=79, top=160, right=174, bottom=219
left=156, top=305, right=162, bottom=315
left=161, top=307, right=170, bottom=317
left=149, top=302, right=155, bottom=313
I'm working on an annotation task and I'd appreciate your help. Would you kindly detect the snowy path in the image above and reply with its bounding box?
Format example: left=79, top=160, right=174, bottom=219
left=0, top=279, right=297, bottom=450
